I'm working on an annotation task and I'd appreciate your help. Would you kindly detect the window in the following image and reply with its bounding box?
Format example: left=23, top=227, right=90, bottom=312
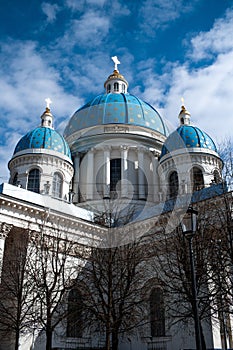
left=213, top=170, right=221, bottom=184
left=150, top=287, right=165, bottom=337
left=107, top=84, right=111, bottom=93
left=27, top=169, right=40, bottom=193
left=114, top=82, right=119, bottom=92
left=12, top=173, right=18, bottom=186
left=192, top=167, right=204, bottom=191
left=67, top=289, right=83, bottom=338
left=52, top=172, right=63, bottom=198
left=110, top=158, right=121, bottom=193
left=122, top=84, right=125, bottom=93
left=169, top=171, right=179, bottom=198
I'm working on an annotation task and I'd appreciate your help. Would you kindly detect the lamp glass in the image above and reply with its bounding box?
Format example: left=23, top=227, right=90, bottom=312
left=181, top=207, right=197, bottom=234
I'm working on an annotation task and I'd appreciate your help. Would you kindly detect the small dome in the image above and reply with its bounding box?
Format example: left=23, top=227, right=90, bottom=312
left=160, top=125, right=218, bottom=159
left=64, top=93, right=169, bottom=138
left=104, top=69, right=128, bottom=88
left=14, top=126, right=71, bottom=158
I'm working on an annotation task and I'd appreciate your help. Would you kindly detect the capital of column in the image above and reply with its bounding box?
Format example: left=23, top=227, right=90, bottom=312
left=0, top=222, right=13, bottom=239
left=151, top=150, right=160, bottom=158
left=89, top=147, right=96, bottom=154
left=120, top=145, right=129, bottom=151
left=137, top=146, right=146, bottom=154
left=103, top=145, right=111, bottom=152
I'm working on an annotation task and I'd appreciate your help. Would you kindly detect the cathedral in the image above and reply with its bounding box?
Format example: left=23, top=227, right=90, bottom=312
left=0, top=57, right=230, bottom=350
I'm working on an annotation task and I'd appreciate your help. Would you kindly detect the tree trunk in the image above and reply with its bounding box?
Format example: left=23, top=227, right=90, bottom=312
left=15, top=329, right=20, bottom=350
left=46, top=314, right=53, bottom=350
left=112, top=329, right=119, bottom=350
left=105, top=327, right=111, bottom=350
left=46, top=328, right=52, bottom=350
left=200, top=322, right=207, bottom=350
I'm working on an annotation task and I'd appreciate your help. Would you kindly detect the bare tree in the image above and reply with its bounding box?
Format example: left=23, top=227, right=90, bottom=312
left=218, top=137, right=233, bottom=189
left=71, top=200, right=148, bottom=350
left=29, top=229, right=80, bottom=350
left=148, top=190, right=233, bottom=350
left=147, top=211, right=216, bottom=350
left=0, top=228, right=37, bottom=350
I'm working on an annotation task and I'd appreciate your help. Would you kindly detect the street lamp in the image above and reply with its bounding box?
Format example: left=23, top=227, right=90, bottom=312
left=181, top=206, right=202, bottom=350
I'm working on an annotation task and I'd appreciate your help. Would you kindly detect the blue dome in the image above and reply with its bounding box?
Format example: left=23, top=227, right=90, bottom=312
left=160, top=125, right=217, bottom=159
left=14, top=127, right=71, bottom=158
left=64, top=93, right=169, bottom=137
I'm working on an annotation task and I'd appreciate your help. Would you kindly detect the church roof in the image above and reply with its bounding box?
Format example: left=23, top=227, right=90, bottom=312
left=14, top=126, right=72, bottom=158
left=160, top=124, right=218, bottom=158
left=64, top=92, right=169, bottom=138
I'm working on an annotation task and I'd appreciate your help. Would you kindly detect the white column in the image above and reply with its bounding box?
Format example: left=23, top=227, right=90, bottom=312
left=0, top=223, right=12, bottom=280
left=152, top=152, right=159, bottom=202
left=103, top=146, right=111, bottom=198
left=73, top=155, right=80, bottom=203
left=121, top=145, right=128, bottom=198
left=86, top=148, right=94, bottom=200
left=137, top=147, right=146, bottom=200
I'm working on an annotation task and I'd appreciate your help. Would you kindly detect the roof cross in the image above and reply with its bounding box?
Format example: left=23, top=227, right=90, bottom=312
left=45, top=97, right=52, bottom=109
left=111, top=56, right=120, bottom=71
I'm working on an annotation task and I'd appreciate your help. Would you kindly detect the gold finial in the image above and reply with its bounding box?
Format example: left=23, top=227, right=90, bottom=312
left=179, top=96, right=190, bottom=114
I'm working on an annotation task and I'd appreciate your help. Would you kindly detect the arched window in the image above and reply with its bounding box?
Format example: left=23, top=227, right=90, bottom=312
left=122, top=84, right=125, bottom=93
left=107, top=84, right=111, bottom=93
left=192, top=167, right=204, bottom=191
left=213, top=170, right=221, bottom=184
left=52, top=172, right=63, bottom=198
left=12, top=173, right=18, bottom=186
left=169, top=171, right=179, bottom=198
left=150, top=287, right=165, bottom=337
left=67, top=289, right=83, bottom=338
left=27, top=169, right=40, bottom=193
left=114, top=82, right=119, bottom=92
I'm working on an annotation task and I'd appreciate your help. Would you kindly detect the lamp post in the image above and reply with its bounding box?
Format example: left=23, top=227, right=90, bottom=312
left=181, top=206, right=202, bottom=350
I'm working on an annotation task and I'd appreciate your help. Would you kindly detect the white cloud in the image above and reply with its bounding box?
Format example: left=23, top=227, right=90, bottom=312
left=159, top=50, right=233, bottom=144
left=65, top=0, right=107, bottom=11
left=0, top=39, right=83, bottom=181
left=70, top=12, right=110, bottom=46
left=139, top=0, right=199, bottom=36
left=138, top=10, right=233, bottom=144
left=41, top=2, right=61, bottom=23
left=53, top=11, right=111, bottom=51
left=188, top=8, right=233, bottom=61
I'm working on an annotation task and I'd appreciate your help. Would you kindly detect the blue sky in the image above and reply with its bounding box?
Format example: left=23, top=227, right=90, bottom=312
left=0, top=0, right=233, bottom=181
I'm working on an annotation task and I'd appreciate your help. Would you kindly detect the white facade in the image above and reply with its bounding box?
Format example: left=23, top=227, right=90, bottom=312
left=0, top=59, right=230, bottom=350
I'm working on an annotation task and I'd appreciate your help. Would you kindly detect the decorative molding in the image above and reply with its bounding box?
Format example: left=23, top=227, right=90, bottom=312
left=104, top=126, right=129, bottom=133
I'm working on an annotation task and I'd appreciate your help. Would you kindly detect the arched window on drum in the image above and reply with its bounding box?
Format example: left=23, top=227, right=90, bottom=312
left=114, top=82, right=119, bottom=92
left=52, top=172, right=63, bottom=198
left=27, top=168, right=40, bottom=193
left=169, top=171, right=179, bottom=199
left=191, top=167, right=204, bottom=192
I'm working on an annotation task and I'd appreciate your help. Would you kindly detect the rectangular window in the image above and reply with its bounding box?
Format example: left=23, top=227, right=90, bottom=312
left=110, top=158, right=121, bottom=192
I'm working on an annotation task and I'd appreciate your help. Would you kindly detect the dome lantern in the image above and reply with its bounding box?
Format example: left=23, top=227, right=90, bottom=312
left=179, top=98, right=191, bottom=126
left=104, top=56, right=128, bottom=94
left=41, top=98, right=54, bottom=128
